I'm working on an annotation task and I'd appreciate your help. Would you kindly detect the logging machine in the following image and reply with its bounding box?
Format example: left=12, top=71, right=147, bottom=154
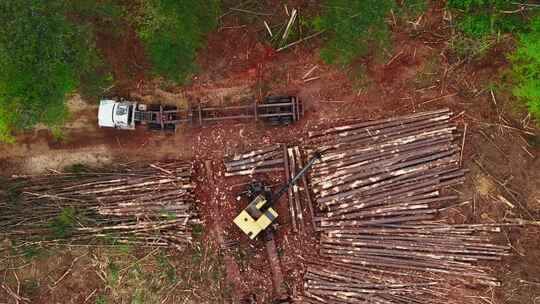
left=233, top=151, right=321, bottom=239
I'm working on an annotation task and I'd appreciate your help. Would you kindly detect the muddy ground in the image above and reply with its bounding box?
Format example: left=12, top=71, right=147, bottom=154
left=1, top=2, right=539, bottom=304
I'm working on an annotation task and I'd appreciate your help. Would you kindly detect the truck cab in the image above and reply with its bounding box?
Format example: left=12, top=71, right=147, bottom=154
left=98, top=100, right=136, bottom=130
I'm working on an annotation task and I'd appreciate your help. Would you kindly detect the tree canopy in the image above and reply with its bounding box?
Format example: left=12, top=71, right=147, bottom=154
left=510, top=16, right=540, bottom=122
left=0, top=0, right=99, bottom=142
left=135, top=0, right=220, bottom=84
left=314, top=0, right=395, bottom=67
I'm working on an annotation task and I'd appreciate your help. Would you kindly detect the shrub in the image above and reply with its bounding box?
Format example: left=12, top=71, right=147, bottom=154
left=314, top=0, right=395, bottom=67
left=509, top=16, right=540, bottom=122
left=0, top=0, right=101, bottom=142
left=448, top=0, right=528, bottom=38
left=135, top=0, right=220, bottom=84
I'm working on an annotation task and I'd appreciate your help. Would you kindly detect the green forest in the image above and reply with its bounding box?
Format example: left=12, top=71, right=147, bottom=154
left=0, top=0, right=539, bottom=142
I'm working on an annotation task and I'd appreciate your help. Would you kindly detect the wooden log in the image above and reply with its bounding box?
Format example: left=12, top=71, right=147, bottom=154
left=295, top=145, right=318, bottom=231
left=308, top=108, right=451, bottom=138
left=225, top=150, right=282, bottom=168
left=227, top=145, right=281, bottom=161
left=226, top=158, right=284, bottom=172
left=289, top=147, right=305, bottom=233
left=224, top=167, right=283, bottom=177
left=310, top=118, right=454, bottom=152
left=283, top=144, right=297, bottom=232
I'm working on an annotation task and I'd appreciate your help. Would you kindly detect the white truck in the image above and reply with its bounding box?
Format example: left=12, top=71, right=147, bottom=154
left=98, top=100, right=136, bottom=130
left=98, top=99, right=187, bottom=131
left=98, top=96, right=303, bottom=132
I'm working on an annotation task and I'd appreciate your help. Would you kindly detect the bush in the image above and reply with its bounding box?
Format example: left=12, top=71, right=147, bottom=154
left=0, top=0, right=101, bottom=142
left=448, top=0, right=528, bottom=38
left=314, top=0, right=395, bottom=67
left=509, top=16, right=540, bottom=123
left=135, top=0, right=220, bottom=84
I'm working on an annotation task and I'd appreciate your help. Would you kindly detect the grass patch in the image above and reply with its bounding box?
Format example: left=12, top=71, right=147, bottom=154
left=91, top=241, right=225, bottom=303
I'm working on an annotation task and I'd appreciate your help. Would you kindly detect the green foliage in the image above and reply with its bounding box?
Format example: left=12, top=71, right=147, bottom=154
left=0, top=0, right=101, bottom=142
left=20, top=245, right=47, bottom=261
left=95, top=295, right=108, bottom=304
left=191, top=223, right=204, bottom=239
left=78, top=67, right=115, bottom=103
left=509, top=16, right=540, bottom=122
left=51, top=125, right=66, bottom=142
left=315, top=0, right=395, bottom=66
left=107, top=261, right=120, bottom=286
left=49, top=207, right=77, bottom=238
left=135, top=0, right=220, bottom=84
left=67, top=0, right=123, bottom=23
left=399, top=0, right=427, bottom=19
left=451, top=35, right=496, bottom=59
left=448, top=0, right=528, bottom=38
left=66, top=0, right=121, bottom=102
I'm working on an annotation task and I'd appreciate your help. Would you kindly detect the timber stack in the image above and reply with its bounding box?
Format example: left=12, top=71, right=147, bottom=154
left=298, top=109, right=511, bottom=303
left=224, top=144, right=284, bottom=176
left=0, top=161, right=197, bottom=248
left=284, top=145, right=316, bottom=234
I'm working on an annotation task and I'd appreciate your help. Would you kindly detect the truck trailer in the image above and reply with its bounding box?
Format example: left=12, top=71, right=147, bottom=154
left=98, top=96, right=303, bottom=132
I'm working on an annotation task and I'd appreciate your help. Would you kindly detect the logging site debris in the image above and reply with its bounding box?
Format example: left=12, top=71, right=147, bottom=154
left=2, top=108, right=539, bottom=303
left=1, top=1, right=540, bottom=304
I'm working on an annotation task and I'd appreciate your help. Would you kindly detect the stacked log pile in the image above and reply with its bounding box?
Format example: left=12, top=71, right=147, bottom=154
left=285, top=145, right=316, bottom=234
left=298, top=109, right=511, bottom=303
left=224, top=145, right=284, bottom=176
left=0, top=161, right=197, bottom=247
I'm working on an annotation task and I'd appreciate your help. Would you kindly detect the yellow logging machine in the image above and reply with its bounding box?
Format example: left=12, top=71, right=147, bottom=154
left=234, top=151, right=322, bottom=239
